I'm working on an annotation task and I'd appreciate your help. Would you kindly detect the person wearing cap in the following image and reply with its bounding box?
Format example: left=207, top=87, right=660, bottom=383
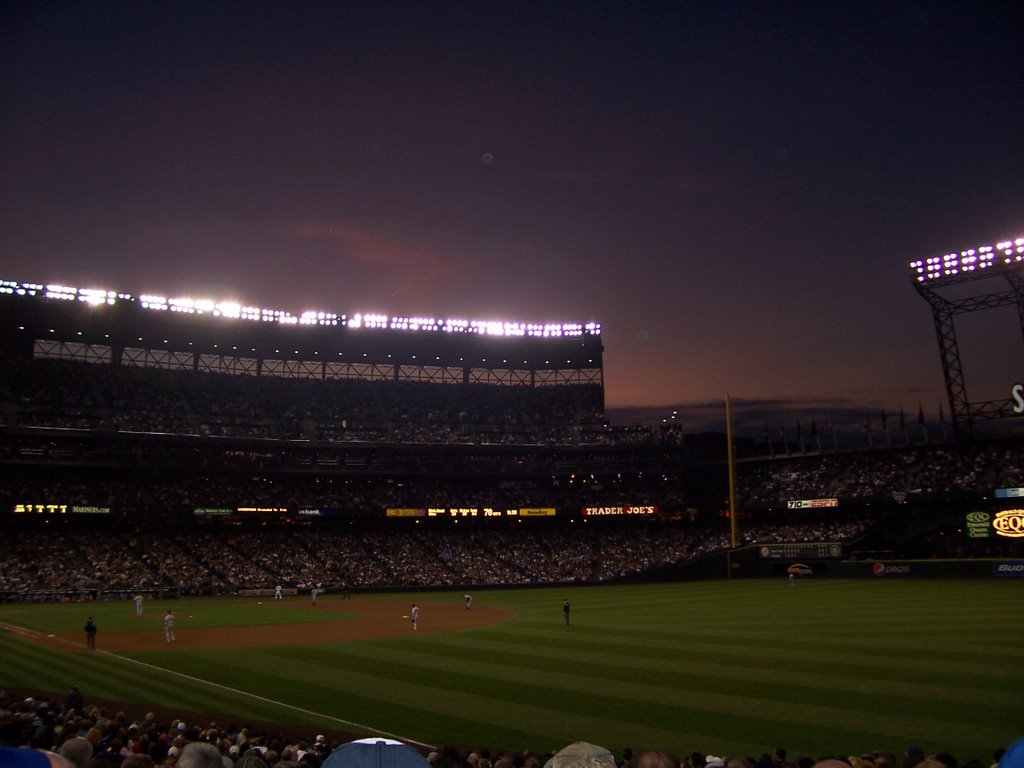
left=463, top=594, right=472, bottom=610
left=411, top=603, right=420, bottom=631
left=562, top=601, right=570, bottom=626
left=133, top=594, right=144, bottom=617
left=83, top=618, right=97, bottom=650
left=164, top=610, right=175, bottom=643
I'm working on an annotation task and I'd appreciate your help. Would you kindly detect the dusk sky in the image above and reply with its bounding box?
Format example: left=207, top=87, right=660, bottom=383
left=2, top=2, right=1022, bottom=430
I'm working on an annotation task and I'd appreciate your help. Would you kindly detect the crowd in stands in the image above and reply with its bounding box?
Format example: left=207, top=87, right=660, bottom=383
left=735, top=440, right=1023, bottom=507
left=0, top=689, right=1017, bottom=768
left=0, top=516, right=875, bottom=601
left=1, top=358, right=606, bottom=446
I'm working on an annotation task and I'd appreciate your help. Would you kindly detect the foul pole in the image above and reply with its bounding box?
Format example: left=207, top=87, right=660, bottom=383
left=726, top=394, right=738, bottom=577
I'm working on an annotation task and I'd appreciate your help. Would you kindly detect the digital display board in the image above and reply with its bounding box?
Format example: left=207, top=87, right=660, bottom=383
left=759, top=543, right=842, bottom=560
left=388, top=507, right=556, bottom=517
left=387, top=508, right=426, bottom=517
left=15, top=504, right=68, bottom=514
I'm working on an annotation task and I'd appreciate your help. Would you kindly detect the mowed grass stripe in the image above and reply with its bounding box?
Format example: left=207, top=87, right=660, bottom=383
left=143, top=643, right=742, bottom=754
left=310, top=640, right=1014, bottom=741
left=481, top=625, right=1017, bottom=684
left=389, top=633, right=1019, bottom=711
left=119, top=650, right=368, bottom=727
left=128, top=647, right=572, bottom=747
left=534, top=623, right=1024, bottom=667
left=510, top=584, right=1016, bottom=624
left=0, top=634, right=221, bottom=710
left=0, top=632, right=344, bottom=725
left=158, top=638, right=1013, bottom=758
left=541, top=580, right=1018, bottom=625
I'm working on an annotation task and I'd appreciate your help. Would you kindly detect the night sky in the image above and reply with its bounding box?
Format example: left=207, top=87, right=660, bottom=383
left=2, top=2, right=1022, bottom=430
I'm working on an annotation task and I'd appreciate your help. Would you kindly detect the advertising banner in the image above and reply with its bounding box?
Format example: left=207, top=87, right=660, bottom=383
left=582, top=505, right=657, bottom=516
left=871, top=562, right=912, bottom=577
left=993, top=561, right=1024, bottom=577
left=786, top=498, right=839, bottom=509
left=964, top=511, right=991, bottom=538
left=993, top=509, right=1024, bottom=538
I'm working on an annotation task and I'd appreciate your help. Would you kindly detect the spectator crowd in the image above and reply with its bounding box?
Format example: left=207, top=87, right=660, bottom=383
left=0, top=689, right=1017, bottom=768
left=0, top=516, right=876, bottom=601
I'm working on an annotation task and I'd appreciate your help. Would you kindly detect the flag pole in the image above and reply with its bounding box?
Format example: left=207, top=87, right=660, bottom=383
left=726, top=394, right=738, bottom=578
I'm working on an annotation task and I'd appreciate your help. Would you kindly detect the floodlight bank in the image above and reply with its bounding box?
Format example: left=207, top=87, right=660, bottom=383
left=908, top=234, right=1024, bottom=283
left=0, top=280, right=600, bottom=338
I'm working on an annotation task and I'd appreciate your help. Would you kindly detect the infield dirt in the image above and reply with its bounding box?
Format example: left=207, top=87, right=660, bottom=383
left=42, top=598, right=516, bottom=652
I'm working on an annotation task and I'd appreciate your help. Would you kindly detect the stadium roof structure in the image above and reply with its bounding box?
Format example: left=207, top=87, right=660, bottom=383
left=0, top=279, right=604, bottom=391
left=909, top=235, right=1024, bottom=437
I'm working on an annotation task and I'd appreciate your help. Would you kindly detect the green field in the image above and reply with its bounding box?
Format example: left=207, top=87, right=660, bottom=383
left=1, top=580, right=1021, bottom=761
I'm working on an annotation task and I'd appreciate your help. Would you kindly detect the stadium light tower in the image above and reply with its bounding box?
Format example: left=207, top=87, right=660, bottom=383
left=909, top=235, right=1024, bottom=438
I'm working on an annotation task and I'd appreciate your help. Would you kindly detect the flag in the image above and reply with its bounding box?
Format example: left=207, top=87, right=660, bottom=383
left=796, top=420, right=803, bottom=439
left=881, top=410, right=887, bottom=430
left=939, top=401, right=945, bottom=423
left=863, top=415, right=871, bottom=431
left=810, top=419, right=818, bottom=438
left=918, top=403, right=925, bottom=425
left=899, top=405, right=906, bottom=429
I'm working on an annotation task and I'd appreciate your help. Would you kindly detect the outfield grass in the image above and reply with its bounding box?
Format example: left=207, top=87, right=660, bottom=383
left=1, top=580, right=1021, bottom=761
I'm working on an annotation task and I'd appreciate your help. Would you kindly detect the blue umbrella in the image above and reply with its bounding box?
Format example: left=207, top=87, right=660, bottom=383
left=322, top=739, right=429, bottom=768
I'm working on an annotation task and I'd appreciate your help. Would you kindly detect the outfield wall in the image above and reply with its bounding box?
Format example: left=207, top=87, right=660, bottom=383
left=759, top=557, right=1024, bottom=579
left=647, top=548, right=1024, bottom=580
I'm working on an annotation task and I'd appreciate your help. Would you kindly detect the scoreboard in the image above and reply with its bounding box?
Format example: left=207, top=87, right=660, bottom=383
left=758, top=542, right=842, bottom=560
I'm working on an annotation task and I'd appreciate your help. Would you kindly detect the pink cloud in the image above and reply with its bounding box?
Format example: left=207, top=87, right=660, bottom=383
left=295, top=220, right=466, bottom=303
